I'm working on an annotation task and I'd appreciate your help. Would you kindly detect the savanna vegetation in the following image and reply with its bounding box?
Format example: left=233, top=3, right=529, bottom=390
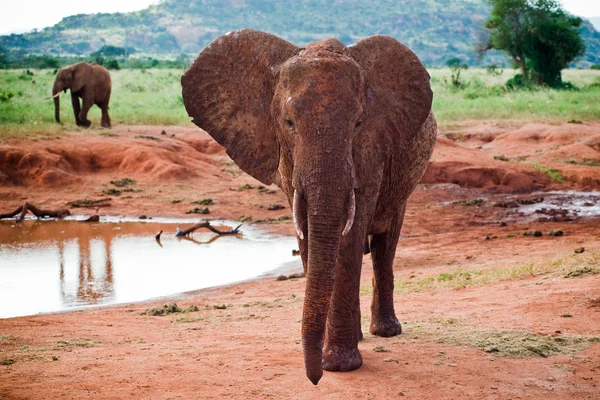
left=1, top=67, right=599, bottom=139
left=480, top=0, right=587, bottom=87
left=1, top=0, right=599, bottom=68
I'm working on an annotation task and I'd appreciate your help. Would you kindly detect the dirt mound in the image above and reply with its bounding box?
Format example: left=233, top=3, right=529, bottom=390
left=482, top=122, right=600, bottom=158
left=0, top=126, right=224, bottom=187
left=431, top=122, right=600, bottom=191
left=422, top=138, right=550, bottom=192
left=0, top=147, right=82, bottom=186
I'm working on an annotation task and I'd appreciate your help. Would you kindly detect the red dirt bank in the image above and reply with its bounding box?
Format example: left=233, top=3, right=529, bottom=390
left=0, top=122, right=599, bottom=399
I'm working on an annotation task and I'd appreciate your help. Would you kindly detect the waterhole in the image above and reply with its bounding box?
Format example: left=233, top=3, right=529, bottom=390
left=0, top=218, right=298, bottom=318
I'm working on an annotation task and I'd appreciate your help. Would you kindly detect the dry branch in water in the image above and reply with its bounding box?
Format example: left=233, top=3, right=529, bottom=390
left=175, top=221, right=242, bottom=237
left=0, top=202, right=70, bottom=222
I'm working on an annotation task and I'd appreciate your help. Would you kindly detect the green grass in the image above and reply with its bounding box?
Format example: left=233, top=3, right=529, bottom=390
left=360, top=251, right=599, bottom=295
left=529, top=162, right=565, bottom=183
left=0, top=68, right=191, bottom=139
left=435, top=329, right=600, bottom=357
left=1, top=68, right=600, bottom=139
left=430, top=68, right=600, bottom=128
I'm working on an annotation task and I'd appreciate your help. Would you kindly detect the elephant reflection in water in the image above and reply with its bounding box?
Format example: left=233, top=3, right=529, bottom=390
left=57, top=235, right=115, bottom=306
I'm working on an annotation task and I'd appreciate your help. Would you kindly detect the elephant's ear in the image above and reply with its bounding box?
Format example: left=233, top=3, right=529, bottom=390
left=348, top=36, right=432, bottom=139
left=182, top=29, right=299, bottom=185
left=72, top=63, right=92, bottom=93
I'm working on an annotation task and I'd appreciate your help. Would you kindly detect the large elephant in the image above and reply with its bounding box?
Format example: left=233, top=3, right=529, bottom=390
left=51, top=62, right=112, bottom=128
left=181, top=29, right=436, bottom=385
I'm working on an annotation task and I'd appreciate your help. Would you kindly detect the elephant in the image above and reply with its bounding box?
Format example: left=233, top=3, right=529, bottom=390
left=181, top=29, right=436, bottom=385
left=50, top=62, right=112, bottom=128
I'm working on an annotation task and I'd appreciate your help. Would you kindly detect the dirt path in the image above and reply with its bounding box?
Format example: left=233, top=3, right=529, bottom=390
left=0, top=123, right=599, bottom=399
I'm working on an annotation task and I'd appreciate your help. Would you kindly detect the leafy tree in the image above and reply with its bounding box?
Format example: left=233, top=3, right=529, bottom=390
left=91, top=45, right=135, bottom=57
left=480, top=0, right=585, bottom=87
left=0, top=45, right=8, bottom=68
left=446, top=56, right=468, bottom=88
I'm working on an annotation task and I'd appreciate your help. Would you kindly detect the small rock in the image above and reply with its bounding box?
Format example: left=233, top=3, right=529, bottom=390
left=213, top=304, right=227, bottom=310
left=524, top=230, right=543, bottom=237
left=373, top=345, right=390, bottom=353
left=500, top=222, right=507, bottom=227
left=547, top=230, right=563, bottom=237
left=276, top=275, right=289, bottom=281
left=292, top=249, right=300, bottom=256
left=139, top=215, right=148, bottom=220
left=574, top=247, right=585, bottom=254
left=161, top=130, right=167, bottom=135
left=383, top=357, right=399, bottom=363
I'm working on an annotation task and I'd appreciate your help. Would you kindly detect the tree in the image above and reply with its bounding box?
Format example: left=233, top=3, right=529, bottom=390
left=0, top=45, right=8, bottom=68
left=446, top=57, right=468, bottom=88
left=480, top=0, right=585, bottom=87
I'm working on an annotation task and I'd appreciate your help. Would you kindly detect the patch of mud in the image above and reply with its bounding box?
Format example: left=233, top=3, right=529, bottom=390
left=501, top=191, right=600, bottom=222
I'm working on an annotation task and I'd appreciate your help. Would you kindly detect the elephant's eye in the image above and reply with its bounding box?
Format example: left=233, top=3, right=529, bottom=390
left=285, top=117, right=295, bottom=129
left=355, top=119, right=362, bottom=130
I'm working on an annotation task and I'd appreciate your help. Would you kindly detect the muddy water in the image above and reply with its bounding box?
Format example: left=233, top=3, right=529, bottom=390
left=0, top=219, right=298, bottom=318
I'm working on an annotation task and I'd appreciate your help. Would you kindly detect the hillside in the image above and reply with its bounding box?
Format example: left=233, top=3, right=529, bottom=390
left=1, top=0, right=599, bottom=67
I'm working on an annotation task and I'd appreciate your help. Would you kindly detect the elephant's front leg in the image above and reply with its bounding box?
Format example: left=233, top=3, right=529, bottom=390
left=369, top=206, right=405, bottom=337
left=322, top=229, right=364, bottom=372
left=71, top=93, right=82, bottom=126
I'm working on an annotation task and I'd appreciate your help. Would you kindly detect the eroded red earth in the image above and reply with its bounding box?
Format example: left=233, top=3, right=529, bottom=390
left=0, top=122, right=599, bottom=399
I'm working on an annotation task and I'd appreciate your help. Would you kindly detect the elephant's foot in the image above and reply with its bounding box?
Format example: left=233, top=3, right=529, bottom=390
left=369, top=315, right=402, bottom=337
left=322, top=345, right=362, bottom=372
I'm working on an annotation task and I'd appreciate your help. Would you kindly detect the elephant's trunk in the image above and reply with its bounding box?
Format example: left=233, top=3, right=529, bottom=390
left=298, top=152, right=355, bottom=385
left=52, top=81, right=61, bottom=124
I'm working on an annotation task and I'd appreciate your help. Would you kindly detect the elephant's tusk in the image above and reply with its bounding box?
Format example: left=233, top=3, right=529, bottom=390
left=44, top=93, right=61, bottom=100
left=342, top=190, right=356, bottom=236
left=293, top=188, right=305, bottom=240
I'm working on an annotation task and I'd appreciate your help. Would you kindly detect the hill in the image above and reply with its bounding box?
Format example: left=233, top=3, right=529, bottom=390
left=1, top=0, right=599, bottom=67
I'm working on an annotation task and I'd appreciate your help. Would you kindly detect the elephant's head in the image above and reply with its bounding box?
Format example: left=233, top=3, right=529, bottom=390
left=181, top=29, right=432, bottom=384
left=51, top=62, right=92, bottom=123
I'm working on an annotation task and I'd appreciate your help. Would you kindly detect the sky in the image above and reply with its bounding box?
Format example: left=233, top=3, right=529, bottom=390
left=0, top=0, right=598, bottom=35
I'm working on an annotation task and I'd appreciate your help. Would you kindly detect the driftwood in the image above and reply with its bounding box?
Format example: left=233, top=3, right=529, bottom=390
left=175, top=221, right=242, bottom=237
left=0, top=202, right=70, bottom=222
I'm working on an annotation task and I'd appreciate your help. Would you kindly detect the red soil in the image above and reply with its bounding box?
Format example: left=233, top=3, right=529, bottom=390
left=0, top=122, right=599, bottom=399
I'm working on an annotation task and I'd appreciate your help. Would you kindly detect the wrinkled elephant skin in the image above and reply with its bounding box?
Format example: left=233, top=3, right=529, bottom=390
left=52, top=62, right=112, bottom=128
left=181, top=29, right=436, bottom=384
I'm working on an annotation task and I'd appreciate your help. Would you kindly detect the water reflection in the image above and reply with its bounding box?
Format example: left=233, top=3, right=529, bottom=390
left=0, top=219, right=298, bottom=318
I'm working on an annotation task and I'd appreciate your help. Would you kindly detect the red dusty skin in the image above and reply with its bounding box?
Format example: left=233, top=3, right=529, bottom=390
left=300, top=173, right=352, bottom=385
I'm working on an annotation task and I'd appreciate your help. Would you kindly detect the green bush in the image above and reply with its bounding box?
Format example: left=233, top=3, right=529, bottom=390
left=505, top=74, right=536, bottom=90
left=0, top=90, right=15, bottom=102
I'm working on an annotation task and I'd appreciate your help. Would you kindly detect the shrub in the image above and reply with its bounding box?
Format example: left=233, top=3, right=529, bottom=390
left=0, top=90, right=15, bottom=102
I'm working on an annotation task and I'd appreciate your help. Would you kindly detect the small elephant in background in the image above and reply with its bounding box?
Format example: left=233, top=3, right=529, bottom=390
left=51, top=62, right=112, bottom=128
left=182, top=29, right=436, bottom=385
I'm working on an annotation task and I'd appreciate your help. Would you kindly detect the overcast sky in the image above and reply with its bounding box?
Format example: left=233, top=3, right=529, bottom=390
left=0, top=0, right=598, bottom=35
